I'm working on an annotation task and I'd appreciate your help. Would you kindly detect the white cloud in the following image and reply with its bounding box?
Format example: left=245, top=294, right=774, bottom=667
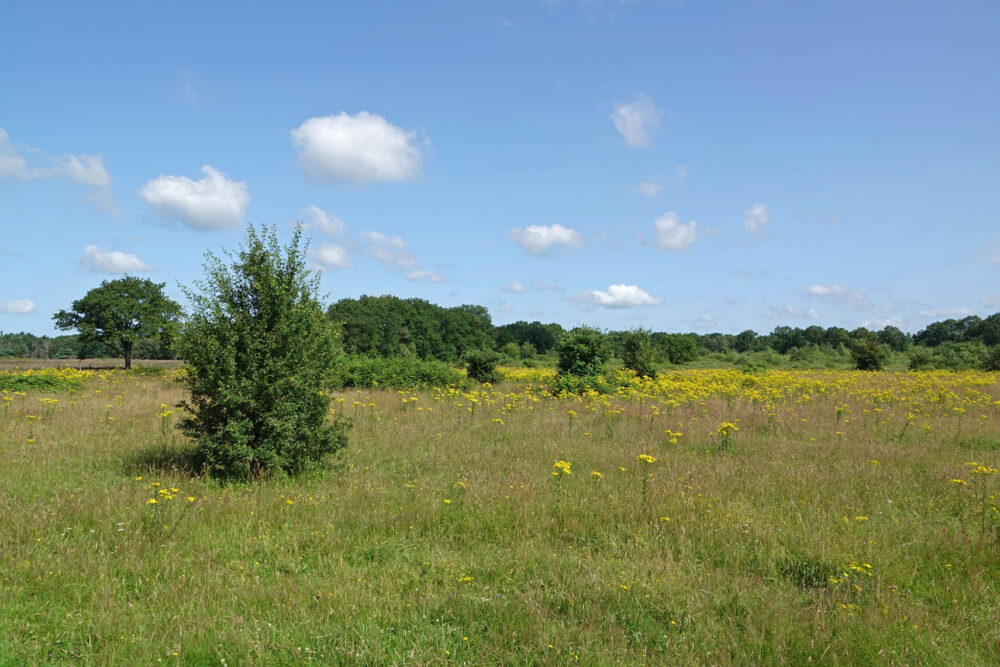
left=636, top=180, right=661, bottom=198
left=917, top=307, right=975, bottom=319
left=406, top=270, right=448, bottom=283
left=140, top=165, right=249, bottom=230
left=696, top=313, right=714, bottom=324
left=532, top=280, right=564, bottom=292
left=509, top=224, right=584, bottom=255
left=308, top=243, right=352, bottom=271
left=653, top=212, right=697, bottom=250
left=764, top=306, right=820, bottom=320
left=0, top=127, right=116, bottom=212
left=502, top=282, right=527, bottom=293
left=301, top=204, right=346, bottom=236
left=989, top=250, right=1000, bottom=264
left=0, top=298, right=36, bottom=314
left=983, top=293, right=1000, bottom=308
left=0, top=128, right=30, bottom=179
left=82, top=245, right=153, bottom=274
left=610, top=94, right=662, bottom=148
left=361, top=231, right=419, bottom=272
left=675, top=165, right=688, bottom=183
left=576, top=284, right=661, bottom=309
left=743, top=203, right=770, bottom=237
left=290, top=112, right=423, bottom=184
left=807, top=284, right=868, bottom=307
left=862, top=316, right=904, bottom=329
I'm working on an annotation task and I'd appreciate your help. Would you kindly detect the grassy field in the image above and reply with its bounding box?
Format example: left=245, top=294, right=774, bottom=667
left=2, top=365, right=1000, bottom=664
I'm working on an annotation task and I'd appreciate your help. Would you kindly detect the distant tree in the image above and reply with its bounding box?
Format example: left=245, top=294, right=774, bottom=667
left=53, top=277, right=181, bottom=369
left=733, top=329, right=759, bottom=353
left=623, top=328, right=657, bottom=378
left=178, top=224, right=349, bottom=481
left=852, top=338, right=887, bottom=371
left=967, top=313, right=1000, bottom=347
left=876, top=325, right=910, bottom=352
left=824, top=326, right=853, bottom=350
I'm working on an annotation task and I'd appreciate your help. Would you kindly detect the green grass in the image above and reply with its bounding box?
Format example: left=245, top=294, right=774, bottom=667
left=1, top=368, right=999, bottom=664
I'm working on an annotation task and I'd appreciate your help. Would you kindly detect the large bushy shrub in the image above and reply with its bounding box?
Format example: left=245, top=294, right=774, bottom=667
left=178, top=225, right=349, bottom=482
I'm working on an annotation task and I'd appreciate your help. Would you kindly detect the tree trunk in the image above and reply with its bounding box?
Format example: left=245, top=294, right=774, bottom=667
left=124, top=341, right=132, bottom=370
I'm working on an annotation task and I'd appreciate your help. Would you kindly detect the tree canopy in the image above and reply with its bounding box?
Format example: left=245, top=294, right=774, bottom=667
left=52, top=277, right=182, bottom=369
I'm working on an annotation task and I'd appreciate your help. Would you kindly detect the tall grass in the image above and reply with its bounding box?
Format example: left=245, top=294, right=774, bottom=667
left=1, top=367, right=999, bottom=663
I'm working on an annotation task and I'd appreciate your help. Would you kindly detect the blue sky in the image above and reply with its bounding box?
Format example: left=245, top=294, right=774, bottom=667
left=2, top=0, right=998, bottom=336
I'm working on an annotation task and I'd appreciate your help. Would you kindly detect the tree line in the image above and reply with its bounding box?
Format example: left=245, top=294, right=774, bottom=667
left=5, top=289, right=1000, bottom=372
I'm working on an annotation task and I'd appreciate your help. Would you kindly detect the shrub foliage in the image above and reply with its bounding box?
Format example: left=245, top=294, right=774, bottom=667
left=178, top=225, right=349, bottom=481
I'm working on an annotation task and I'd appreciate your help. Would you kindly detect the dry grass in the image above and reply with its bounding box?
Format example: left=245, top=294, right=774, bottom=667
left=1, top=366, right=999, bottom=664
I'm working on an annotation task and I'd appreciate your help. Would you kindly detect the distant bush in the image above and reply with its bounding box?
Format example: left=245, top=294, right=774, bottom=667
left=909, top=342, right=987, bottom=371
left=623, top=328, right=657, bottom=378
left=464, top=350, right=502, bottom=384
left=552, top=373, right=613, bottom=395
left=852, top=338, right=887, bottom=371
left=333, top=355, right=466, bottom=389
left=983, top=345, right=1000, bottom=372
left=557, top=326, right=610, bottom=377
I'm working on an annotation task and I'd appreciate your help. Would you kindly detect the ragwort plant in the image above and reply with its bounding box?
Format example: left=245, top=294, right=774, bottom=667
left=178, top=224, right=350, bottom=481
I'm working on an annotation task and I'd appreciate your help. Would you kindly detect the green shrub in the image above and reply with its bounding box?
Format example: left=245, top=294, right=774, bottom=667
left=981, top=345, right=1000, bottom=371
left=332, top=355, right=465, bottom=389
left=464, top=350, right=502, bottom=384
left=622, top=328, right=657, bottom=378
left=851, top=338, right=887, bottom=371
left=177, top=224, right=350, bottom=482
left=552, top=373, right=612, bottom=395
left=500, top=342, right=520, bottom=360
left=557, top=326, right=610, bottom=377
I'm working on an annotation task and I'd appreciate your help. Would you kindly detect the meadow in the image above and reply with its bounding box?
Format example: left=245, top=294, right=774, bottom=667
left=2, top=364, right=1000, bottom=664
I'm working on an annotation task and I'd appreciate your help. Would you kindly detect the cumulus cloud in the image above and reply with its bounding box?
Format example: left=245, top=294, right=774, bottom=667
left=0, top=127, right=116, bottom=212
left=307, top=243, right=352, bottom=271
left=575, top=284, right=661, bottom=309
left=636, top=180, right=661, bottom=198
left=806, top=284, right=870, bottom=308
left=502, top=282, right=527, bottom=293
left=290, top=112, right=423, bottom=184
left=653, top=212, right=697, bottom=250
left=917, top=307, right=975, bottom=319
left=610, top=94, right=662, bottom=148
left=983, top=293, right=1000, bottom=308
left=532, top=280, right=564, bottom=292
left=406, top=270, right=448, bottom=283
left=82, top=245, right=153, bottom=274
left=764, top=306, right=820, bottom=321
left=301, top=204, right=346, bottom=236
left=361, top=231, right=420, bottom=272
left=509, top=224, right=584, bottom=255
left=0, top=298, right=36, bottom=314
left=743, top=203, right=770, bottom=236
left=140, top=165, right=249, bottom=230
